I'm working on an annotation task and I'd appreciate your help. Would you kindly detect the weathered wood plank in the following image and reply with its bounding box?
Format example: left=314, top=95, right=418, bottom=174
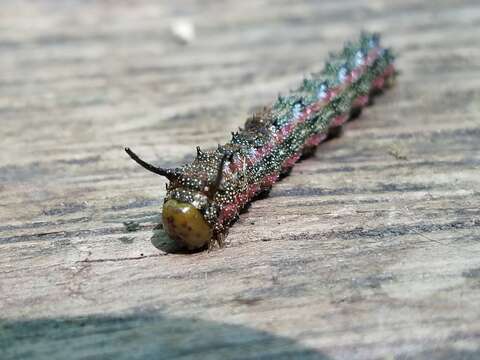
left=1, top=0, right=480, bottom=359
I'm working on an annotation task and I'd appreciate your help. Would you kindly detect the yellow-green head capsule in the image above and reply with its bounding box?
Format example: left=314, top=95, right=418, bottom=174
left=162, top=199, right=212, bottom=249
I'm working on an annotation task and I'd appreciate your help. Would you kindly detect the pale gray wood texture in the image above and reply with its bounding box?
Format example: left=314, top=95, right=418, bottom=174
left=1, top=0, right=480, bottom=359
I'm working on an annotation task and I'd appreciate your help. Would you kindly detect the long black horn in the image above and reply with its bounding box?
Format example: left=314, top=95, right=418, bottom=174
left=125, top=147, right=180, bottom=182
left=208, top=151, right=233, bottom=198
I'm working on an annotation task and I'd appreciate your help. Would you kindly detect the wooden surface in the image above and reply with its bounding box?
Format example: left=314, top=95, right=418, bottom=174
left=1, top=1, right=480, bottom=359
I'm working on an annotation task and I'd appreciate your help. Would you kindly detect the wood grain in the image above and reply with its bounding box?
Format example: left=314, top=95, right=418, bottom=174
left=1, top=0, right=480, bottom=359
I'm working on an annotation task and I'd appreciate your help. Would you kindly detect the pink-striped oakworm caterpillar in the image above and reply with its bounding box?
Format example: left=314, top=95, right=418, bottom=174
left=126, top=32, right=396, bottom=250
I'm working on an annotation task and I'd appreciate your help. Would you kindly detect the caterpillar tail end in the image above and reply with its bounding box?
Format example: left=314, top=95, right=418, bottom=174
left=162, top=199, right=213, bottom=250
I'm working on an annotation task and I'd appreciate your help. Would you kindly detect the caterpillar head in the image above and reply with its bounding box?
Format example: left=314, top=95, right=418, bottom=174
left=125, top=147, right=230, bottom=249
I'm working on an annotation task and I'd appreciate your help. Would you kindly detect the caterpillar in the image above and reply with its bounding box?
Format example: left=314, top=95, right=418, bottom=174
left=126, top=32, right=396, bottom=250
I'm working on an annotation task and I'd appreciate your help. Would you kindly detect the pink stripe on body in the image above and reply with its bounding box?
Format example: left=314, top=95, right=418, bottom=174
left=219, top=49, right=391, bottom=225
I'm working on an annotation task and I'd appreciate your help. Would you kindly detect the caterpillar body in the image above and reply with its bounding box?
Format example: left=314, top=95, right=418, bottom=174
left=126, top=32, right=396, bottom=250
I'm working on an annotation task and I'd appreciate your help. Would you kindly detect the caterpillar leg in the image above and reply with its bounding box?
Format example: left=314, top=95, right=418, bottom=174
left=209, top=231, right=226, bottom=250
left=384, top=73, right=396, bottom=89
left=327, top=125, right=343, bottom=139
left=349, top=105, right=363, bottom=120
